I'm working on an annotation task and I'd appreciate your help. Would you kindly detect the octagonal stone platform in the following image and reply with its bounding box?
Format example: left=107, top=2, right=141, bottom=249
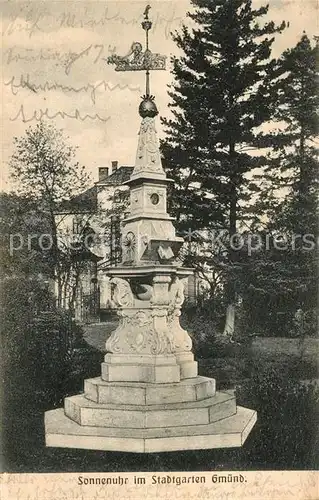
left=45, top=370, right=257, bottom=452
left=45, top=405, right=257, bottom=453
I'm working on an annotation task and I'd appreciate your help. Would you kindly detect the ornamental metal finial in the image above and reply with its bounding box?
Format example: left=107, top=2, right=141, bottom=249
left=143, top=4, right=151, bottom=20
left=107, top=5, right=167, bottom=117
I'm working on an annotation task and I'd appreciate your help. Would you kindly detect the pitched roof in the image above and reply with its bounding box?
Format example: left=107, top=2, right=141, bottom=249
left=57, top=186, right=97, bottom=214
left=55, top=166, right=134, bottom=214
left=95, top=166, right=134, bottom=186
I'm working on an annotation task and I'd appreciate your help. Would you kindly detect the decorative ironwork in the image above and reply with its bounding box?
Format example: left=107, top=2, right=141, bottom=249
left=110, top=215, right=121, bottom=265
left=107, top=5, right=166, bottom=99
left=107, top=43, right=166, bottom=72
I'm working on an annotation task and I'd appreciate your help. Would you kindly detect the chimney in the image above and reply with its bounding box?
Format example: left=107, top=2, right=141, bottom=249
left=111, top=160, right=118, bottom=172
left=98, top=167, right=109, bottom=182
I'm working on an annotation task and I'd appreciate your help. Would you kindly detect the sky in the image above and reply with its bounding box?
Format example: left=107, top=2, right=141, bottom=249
left=1, top=0, right=318, bottom=191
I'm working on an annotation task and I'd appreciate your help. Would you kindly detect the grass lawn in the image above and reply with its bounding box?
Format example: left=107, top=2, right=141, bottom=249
left=83, top=320, right=119, bottom=352
left=2, top=321, right=318, bottom=473
left=83, top=320, right=318, bottom=387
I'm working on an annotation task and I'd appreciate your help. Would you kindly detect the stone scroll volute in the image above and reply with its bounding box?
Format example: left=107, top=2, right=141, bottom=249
left=168, top=276, right=193, bottom=353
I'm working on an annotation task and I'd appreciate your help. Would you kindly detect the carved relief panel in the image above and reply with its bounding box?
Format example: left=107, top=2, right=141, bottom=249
left=130, top=187, right=144, bottom=214
left=105, top=275, right=193, bottom=356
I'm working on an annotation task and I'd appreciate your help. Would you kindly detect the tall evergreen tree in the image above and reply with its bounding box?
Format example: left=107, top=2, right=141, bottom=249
left=161, top=0, right=285, bottom=335
left=162, top=0, right=285, bottom=231
left=246, top=34, right=319, bottom=333
left=255, top=33, right=318, bottom=228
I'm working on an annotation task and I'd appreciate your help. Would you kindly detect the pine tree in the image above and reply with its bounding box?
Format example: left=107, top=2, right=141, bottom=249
left=162, top=0, right=285, bottom=229
left=255, top=33, right=318, bottom=229
left=247, top=34, right=319, bottom=335
left=161, top=0, right=286, bottom=336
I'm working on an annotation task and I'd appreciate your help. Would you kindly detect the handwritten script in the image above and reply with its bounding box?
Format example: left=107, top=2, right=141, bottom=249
left=4, top=44, right=117, bottom=75
left=10, top=105, right=110, bottom=123
left=3, top=5, right=182, bottom=40
left=5, top=75, right=141, bottom=104
left=3, top=3, right=176, bottom=124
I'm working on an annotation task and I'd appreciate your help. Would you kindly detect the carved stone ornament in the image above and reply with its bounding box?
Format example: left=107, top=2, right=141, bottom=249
left=146, top=188, right=164, bottom=208
left=140, top=220, right=173, bottom=241
left=122, top=231, right=136, bottom=263
left=131, top=188, right=143, bottom=209
left=134, top=117, right=165, bottom=175
left=169, top=276, right=187, bottom=309
left=150, top=308, right=175, bottom=354
left=105, top=308, right=176, bottom=355
left=168, top=277, right=193, bottom=352
left=167, top=308, right=193, bottom=353
left=126, top=310, right=152, bottom=353
left=150, top=192, right=160, bottom=205
left=110, top=277, right=134, bottom=307
left=151, top=275, right=171, bottom=307
left=158, top=245, right=174, bottom=260
left=131, top=282, right=153, bottom=301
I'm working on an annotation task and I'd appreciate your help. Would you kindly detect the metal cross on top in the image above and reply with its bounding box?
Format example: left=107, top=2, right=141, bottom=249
left=107, top=5, right=167, bottom=99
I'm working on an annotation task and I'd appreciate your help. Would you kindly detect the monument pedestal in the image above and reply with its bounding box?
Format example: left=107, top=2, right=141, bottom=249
left=45, top=330, right=257, bottom=452
left=45, top=369, right=256, bottom=452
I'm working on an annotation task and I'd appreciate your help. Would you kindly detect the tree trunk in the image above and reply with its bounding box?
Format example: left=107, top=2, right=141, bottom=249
left=223, top=141, right=237, bottom=338
left=223, top=303, right=236, bottom=337
left=49, top=207, right=63, bottom=308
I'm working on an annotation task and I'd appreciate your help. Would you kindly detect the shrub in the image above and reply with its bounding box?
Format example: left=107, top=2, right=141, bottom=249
left=181, top=309, right=219, bottom=358
left=236, top=365, right=319, bottom=468
left=181, top=301, right=253, bottom=359
left=1, top=275, right=104, bottom=472
left=1, top=275, right=85, bottom=405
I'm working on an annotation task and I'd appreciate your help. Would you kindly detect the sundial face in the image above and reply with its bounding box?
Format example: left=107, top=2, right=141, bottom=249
left=123, top=231, right=136, bottom=262
left=123, top=231, right=136, bottom=247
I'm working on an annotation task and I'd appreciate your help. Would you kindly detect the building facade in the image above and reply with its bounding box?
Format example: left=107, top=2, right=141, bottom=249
left=55, top=161, right=132, bottom=321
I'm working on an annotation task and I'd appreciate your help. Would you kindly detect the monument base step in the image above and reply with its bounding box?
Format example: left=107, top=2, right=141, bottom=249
left=84, top=375, right=216, bottom=405
left=45, top=406, right=257, bottom=453
left=101, top=361, right=181, bottom=383
left=101, top=353, right=198, bottom=383
left=64, top=390, right=236, bottom=428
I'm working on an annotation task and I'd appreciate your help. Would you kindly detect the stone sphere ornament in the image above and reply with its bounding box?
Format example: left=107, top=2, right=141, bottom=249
left=133, top=283, right=153, bottom=301
left=139, top=96, right=158, bottom=118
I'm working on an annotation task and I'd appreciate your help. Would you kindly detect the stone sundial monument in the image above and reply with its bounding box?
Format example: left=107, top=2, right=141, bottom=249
left=45, top=6, right=256, bottom=453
